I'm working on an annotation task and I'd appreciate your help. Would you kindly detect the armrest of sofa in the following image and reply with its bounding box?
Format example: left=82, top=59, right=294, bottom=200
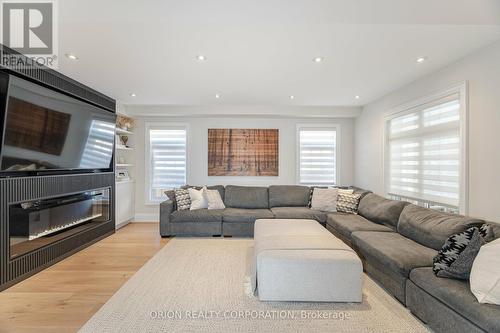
left=159, top=199, right=175, bottom=237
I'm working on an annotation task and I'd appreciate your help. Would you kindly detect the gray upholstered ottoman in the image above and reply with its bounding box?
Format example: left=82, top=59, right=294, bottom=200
left=253, top=219, right=363, bottom=302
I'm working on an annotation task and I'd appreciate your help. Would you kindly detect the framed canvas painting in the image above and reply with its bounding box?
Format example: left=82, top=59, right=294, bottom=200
left=208, top=129, right=279, bottom=176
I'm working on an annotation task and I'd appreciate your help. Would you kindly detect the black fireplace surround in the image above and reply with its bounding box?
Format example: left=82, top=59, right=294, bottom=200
left=0, top=46, right=116, bottom=291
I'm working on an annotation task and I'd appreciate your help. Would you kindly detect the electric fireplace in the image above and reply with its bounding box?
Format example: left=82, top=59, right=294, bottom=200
left=0, top=46, right=116, bottom=291
left=9, top=188, right=111, bottom=259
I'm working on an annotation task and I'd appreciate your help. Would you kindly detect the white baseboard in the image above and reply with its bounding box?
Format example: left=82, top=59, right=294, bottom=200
left=133, top=213, right=159, bottom=222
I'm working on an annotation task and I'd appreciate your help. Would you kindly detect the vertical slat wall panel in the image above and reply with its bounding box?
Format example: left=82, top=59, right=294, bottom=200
left=0, top=173, right=115, bottom=290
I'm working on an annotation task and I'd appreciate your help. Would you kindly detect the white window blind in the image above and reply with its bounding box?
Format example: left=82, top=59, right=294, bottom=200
left=298, top=128, right=337, bottom=185
left=386, top=94, right=462, bottom=208
left=148, top=127, right=187, bottom=202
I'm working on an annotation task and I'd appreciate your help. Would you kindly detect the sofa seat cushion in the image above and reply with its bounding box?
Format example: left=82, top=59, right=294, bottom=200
left=270, top=207, right=326, bottom=223
left=170, top=209, right=223, bottom=223
left=358, top=193, right=408, bottom=228
left=398, top=204, right=484, bottom=250
left=352, top=231, right=437, bottom=278
left=326, top=213, right=393, bottom=239
left=223, top=208, right=274, bottom=223
left=224, top=185, right=269, bottom=209
left=410, top=267, right=500, bottom=333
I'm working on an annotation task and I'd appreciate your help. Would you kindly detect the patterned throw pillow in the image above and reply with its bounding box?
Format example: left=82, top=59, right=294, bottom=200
left=307, top=188, right=314, bottom=208
left=164, top=190, right=177, bottom=210
left=174, top=188, right=191, bottom=210
left=337, top=192, right=362, bottom=214
left=433, top=224, right=491, bottom=277
left=436, top=229, right=485, bottom=280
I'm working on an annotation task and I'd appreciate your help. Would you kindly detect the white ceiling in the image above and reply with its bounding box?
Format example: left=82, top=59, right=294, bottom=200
left=57, top=0, right=500, bottom=108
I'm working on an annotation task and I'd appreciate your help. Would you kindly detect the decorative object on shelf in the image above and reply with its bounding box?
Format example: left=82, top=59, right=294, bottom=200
left=117, top=114, right=135, bottom=132
left=208, top=128, right=279, bottom=176
left=116, top=169, right=130, bottom=181
left=120, top=135, right=129, bottom=147
left=118, top=156, right=126, bottom=164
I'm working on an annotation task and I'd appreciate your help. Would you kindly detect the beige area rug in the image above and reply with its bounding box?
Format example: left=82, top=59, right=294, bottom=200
left=79, top=238, right=430, bottom=333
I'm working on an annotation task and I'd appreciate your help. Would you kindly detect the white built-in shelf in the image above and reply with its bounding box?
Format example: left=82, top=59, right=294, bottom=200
left=116, top=145, right=134, bottom=150
left=116, top=179, right=135, bottom=184
left=116, top=163, right=134, bottom=167
left=116, top=128, right=134, bottom=135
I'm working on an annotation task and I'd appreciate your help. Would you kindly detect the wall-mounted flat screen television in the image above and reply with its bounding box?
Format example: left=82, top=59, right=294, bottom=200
left=0, top=72, right=116, bottom=177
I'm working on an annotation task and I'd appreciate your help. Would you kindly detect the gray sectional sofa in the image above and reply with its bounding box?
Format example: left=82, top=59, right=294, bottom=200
left=159, top=185, right=500, bottom=333
left=328, top=193, right=500, bottom=333
left=160, top=185, right=330, bottom=237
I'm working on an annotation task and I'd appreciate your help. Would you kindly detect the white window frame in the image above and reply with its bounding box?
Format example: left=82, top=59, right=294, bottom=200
left=383, top=82, right=469, bottom=214
left=296, top=123, right=341, bottom=186
left=145, top=122, right=189, bottom=205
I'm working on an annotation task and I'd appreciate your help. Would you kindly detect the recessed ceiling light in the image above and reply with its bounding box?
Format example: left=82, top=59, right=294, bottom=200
left=289, top=95, right=295, bottom=100
left=65, top=53, right=78, bottom=60
left=215, top=94, right=221, bottom=99
left=313, top=57, right=323, bottom=63
left=416, top=56, right=427, bottom=63
left=130, top=93, right=136, bottom=97
left=355, top=95, right=360, bottom=100
left=197, top=55, right=206, bottom=61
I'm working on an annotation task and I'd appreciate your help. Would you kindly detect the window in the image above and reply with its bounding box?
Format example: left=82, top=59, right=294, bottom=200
left=385, top=85, right=467, bottom=213
left=297, top=126, right=338, bottom=186
left=146, top=125, right=187, bottom=203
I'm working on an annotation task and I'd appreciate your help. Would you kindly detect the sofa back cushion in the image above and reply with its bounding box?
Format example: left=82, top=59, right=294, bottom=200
left=358, top=193, right=408, bottom=228
left=489, top=222, right=500, bottom=239
left=268, top=185, right=310, bottom=207
left=350, top=186, right=372, bottom=199
left=398, top=204, right=484, bottom=250
left=224, top=185, right=269, bottom=209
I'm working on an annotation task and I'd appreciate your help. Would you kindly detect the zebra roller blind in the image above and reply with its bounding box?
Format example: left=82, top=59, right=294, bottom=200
left=148, top=127, right=187, bottom=201
left=298, top=128, right=337, bottom=185
left=386, top=94, right=462, bottom=208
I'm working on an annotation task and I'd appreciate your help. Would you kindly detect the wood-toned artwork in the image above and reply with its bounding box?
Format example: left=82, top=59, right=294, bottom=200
left=208, top=129, right=279, bottom=176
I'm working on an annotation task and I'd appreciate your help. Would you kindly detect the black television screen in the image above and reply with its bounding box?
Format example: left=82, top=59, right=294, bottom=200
left=0, top=74, right=116, bottom=175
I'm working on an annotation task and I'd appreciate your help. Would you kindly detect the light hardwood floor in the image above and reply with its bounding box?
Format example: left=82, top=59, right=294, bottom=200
left=0, top=223, right=169, bottom=333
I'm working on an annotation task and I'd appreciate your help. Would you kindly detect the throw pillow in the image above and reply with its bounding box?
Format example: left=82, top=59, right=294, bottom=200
left=164, top=190, right=177, bottom=210
left=436, top=229, right=485, bottom=280
left=307, top=187, right=348, bottom=207
left=337, top=192, right=362, bottom=214
left=204, top=189, right=225, bottom=210
left=174, top=188, right=191, bottom=210
left=188, top=186, right=208, bottom=210
left=433, top=224, right=491, bottom=277
left=311, top=188, right=338, bottom=212
left=470, top=237, right=500, bottom=305
left=338, top=188, right=354, bottom=195
left=307, top=188, right=314, bottom=208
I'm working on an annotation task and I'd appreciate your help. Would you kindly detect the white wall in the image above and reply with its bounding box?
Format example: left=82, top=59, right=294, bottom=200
left=126, top=106, right=358, bottom=219
left=354, top=39, right=500, bottom=222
